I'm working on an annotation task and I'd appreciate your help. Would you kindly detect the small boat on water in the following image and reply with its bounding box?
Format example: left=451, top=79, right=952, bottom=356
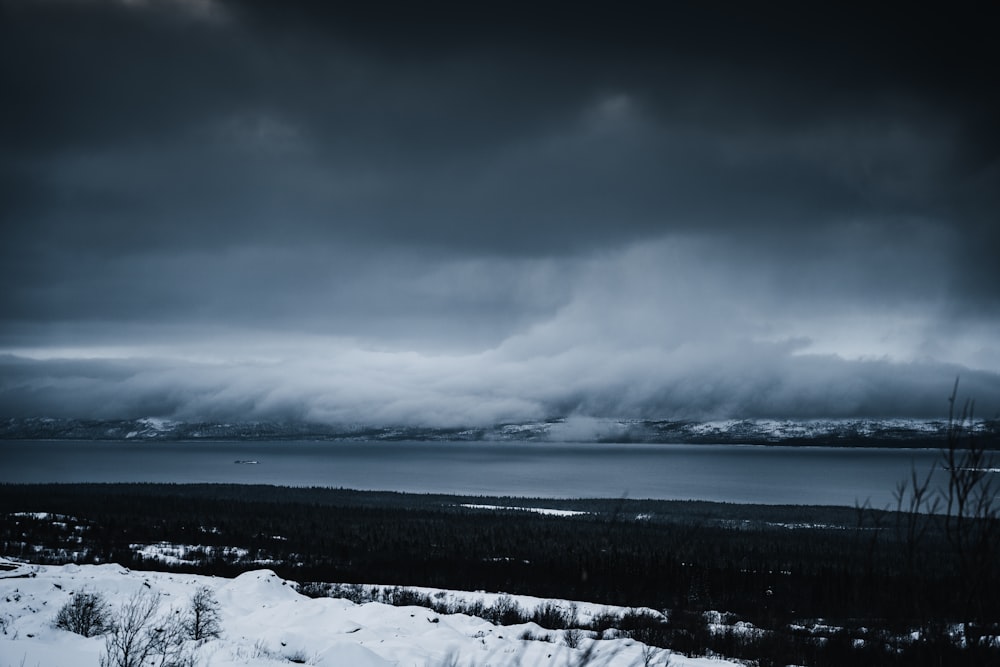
left=234, top=460, right=260, bottom=465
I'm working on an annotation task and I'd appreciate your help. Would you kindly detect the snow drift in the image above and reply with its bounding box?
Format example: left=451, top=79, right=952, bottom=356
left=0, top=558, right=739, bottom=667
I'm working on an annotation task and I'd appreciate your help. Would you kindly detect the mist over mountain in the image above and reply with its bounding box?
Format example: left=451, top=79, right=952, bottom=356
left=4, top=415, right=998, bottom=449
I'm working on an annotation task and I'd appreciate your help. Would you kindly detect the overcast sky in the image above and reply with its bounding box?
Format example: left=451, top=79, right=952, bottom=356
left=2, top=0, right=999, bottom=425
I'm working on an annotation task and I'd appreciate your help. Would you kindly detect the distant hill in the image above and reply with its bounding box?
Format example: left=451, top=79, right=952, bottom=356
left=2, top=416, right=997, bottom=448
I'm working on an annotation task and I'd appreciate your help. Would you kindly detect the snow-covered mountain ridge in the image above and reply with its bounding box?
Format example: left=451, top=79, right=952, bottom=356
left=2, top=416, right=997, bottom=447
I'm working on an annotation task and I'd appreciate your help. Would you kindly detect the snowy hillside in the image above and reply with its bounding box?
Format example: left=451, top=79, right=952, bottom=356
left=0, top=558, right=739, bottom=667
left=4, top=415, right=997, bottom=447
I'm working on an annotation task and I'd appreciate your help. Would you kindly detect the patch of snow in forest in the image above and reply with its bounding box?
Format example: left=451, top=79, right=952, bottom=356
left=460, top=504, right=589, bottom=517
left=129, top=542, right=278, bottom=566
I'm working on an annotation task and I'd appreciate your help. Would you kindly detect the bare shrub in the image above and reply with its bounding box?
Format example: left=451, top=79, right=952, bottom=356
left=185, top=586, right=221, bottom=642
left=54, top=589, right=111, bottom=637
left=485, top=595, right=524, bottom=626
left=99, top=590, right=195, bottom=667
left=885, top=378, right=1000, bottom=649
left=532, top=601, right=573, bottom=629
left=589, top=610, right=621, bottom=637
left=941, top=378, right=999, bottom=647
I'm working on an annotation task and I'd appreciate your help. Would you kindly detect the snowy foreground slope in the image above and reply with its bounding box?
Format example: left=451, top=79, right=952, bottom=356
left=0, top=559, right=738, bottom=667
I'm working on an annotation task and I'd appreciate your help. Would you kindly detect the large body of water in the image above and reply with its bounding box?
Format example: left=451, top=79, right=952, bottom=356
left=0, top=439, right=952, bottom=508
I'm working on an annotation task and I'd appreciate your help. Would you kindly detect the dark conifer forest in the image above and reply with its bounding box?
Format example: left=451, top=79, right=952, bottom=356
left=2, top=482, right=997, bottom=666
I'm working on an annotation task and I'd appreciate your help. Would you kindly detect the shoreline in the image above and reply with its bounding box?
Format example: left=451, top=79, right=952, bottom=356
left=0, top=481, right=890, bottom=517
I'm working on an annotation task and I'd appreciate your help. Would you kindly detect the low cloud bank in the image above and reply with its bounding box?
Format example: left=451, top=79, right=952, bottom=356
left=2, top=347, right=997, bottom=427
left=3, top=238, right=998, bottom=427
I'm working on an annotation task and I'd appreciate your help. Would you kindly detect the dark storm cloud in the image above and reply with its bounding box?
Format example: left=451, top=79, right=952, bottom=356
left=4, top=0, right=996, bottom=247
left=1, top=0, right=998, bottom=424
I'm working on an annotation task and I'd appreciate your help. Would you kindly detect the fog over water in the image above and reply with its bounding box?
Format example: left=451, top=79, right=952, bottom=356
left=2, top=1, right=999, bottom=427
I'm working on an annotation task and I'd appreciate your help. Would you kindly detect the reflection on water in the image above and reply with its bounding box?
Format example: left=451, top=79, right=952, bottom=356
left=1, top=439, right=949, bottom=507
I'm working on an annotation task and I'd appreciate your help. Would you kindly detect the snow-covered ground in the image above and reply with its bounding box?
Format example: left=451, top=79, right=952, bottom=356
left=0, top=557, right=740, bottom=667
left=458, top=504, right=589, bottom=517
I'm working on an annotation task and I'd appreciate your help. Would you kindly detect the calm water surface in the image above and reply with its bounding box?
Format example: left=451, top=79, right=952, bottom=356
left=1, top=440, right=948, bottom=507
